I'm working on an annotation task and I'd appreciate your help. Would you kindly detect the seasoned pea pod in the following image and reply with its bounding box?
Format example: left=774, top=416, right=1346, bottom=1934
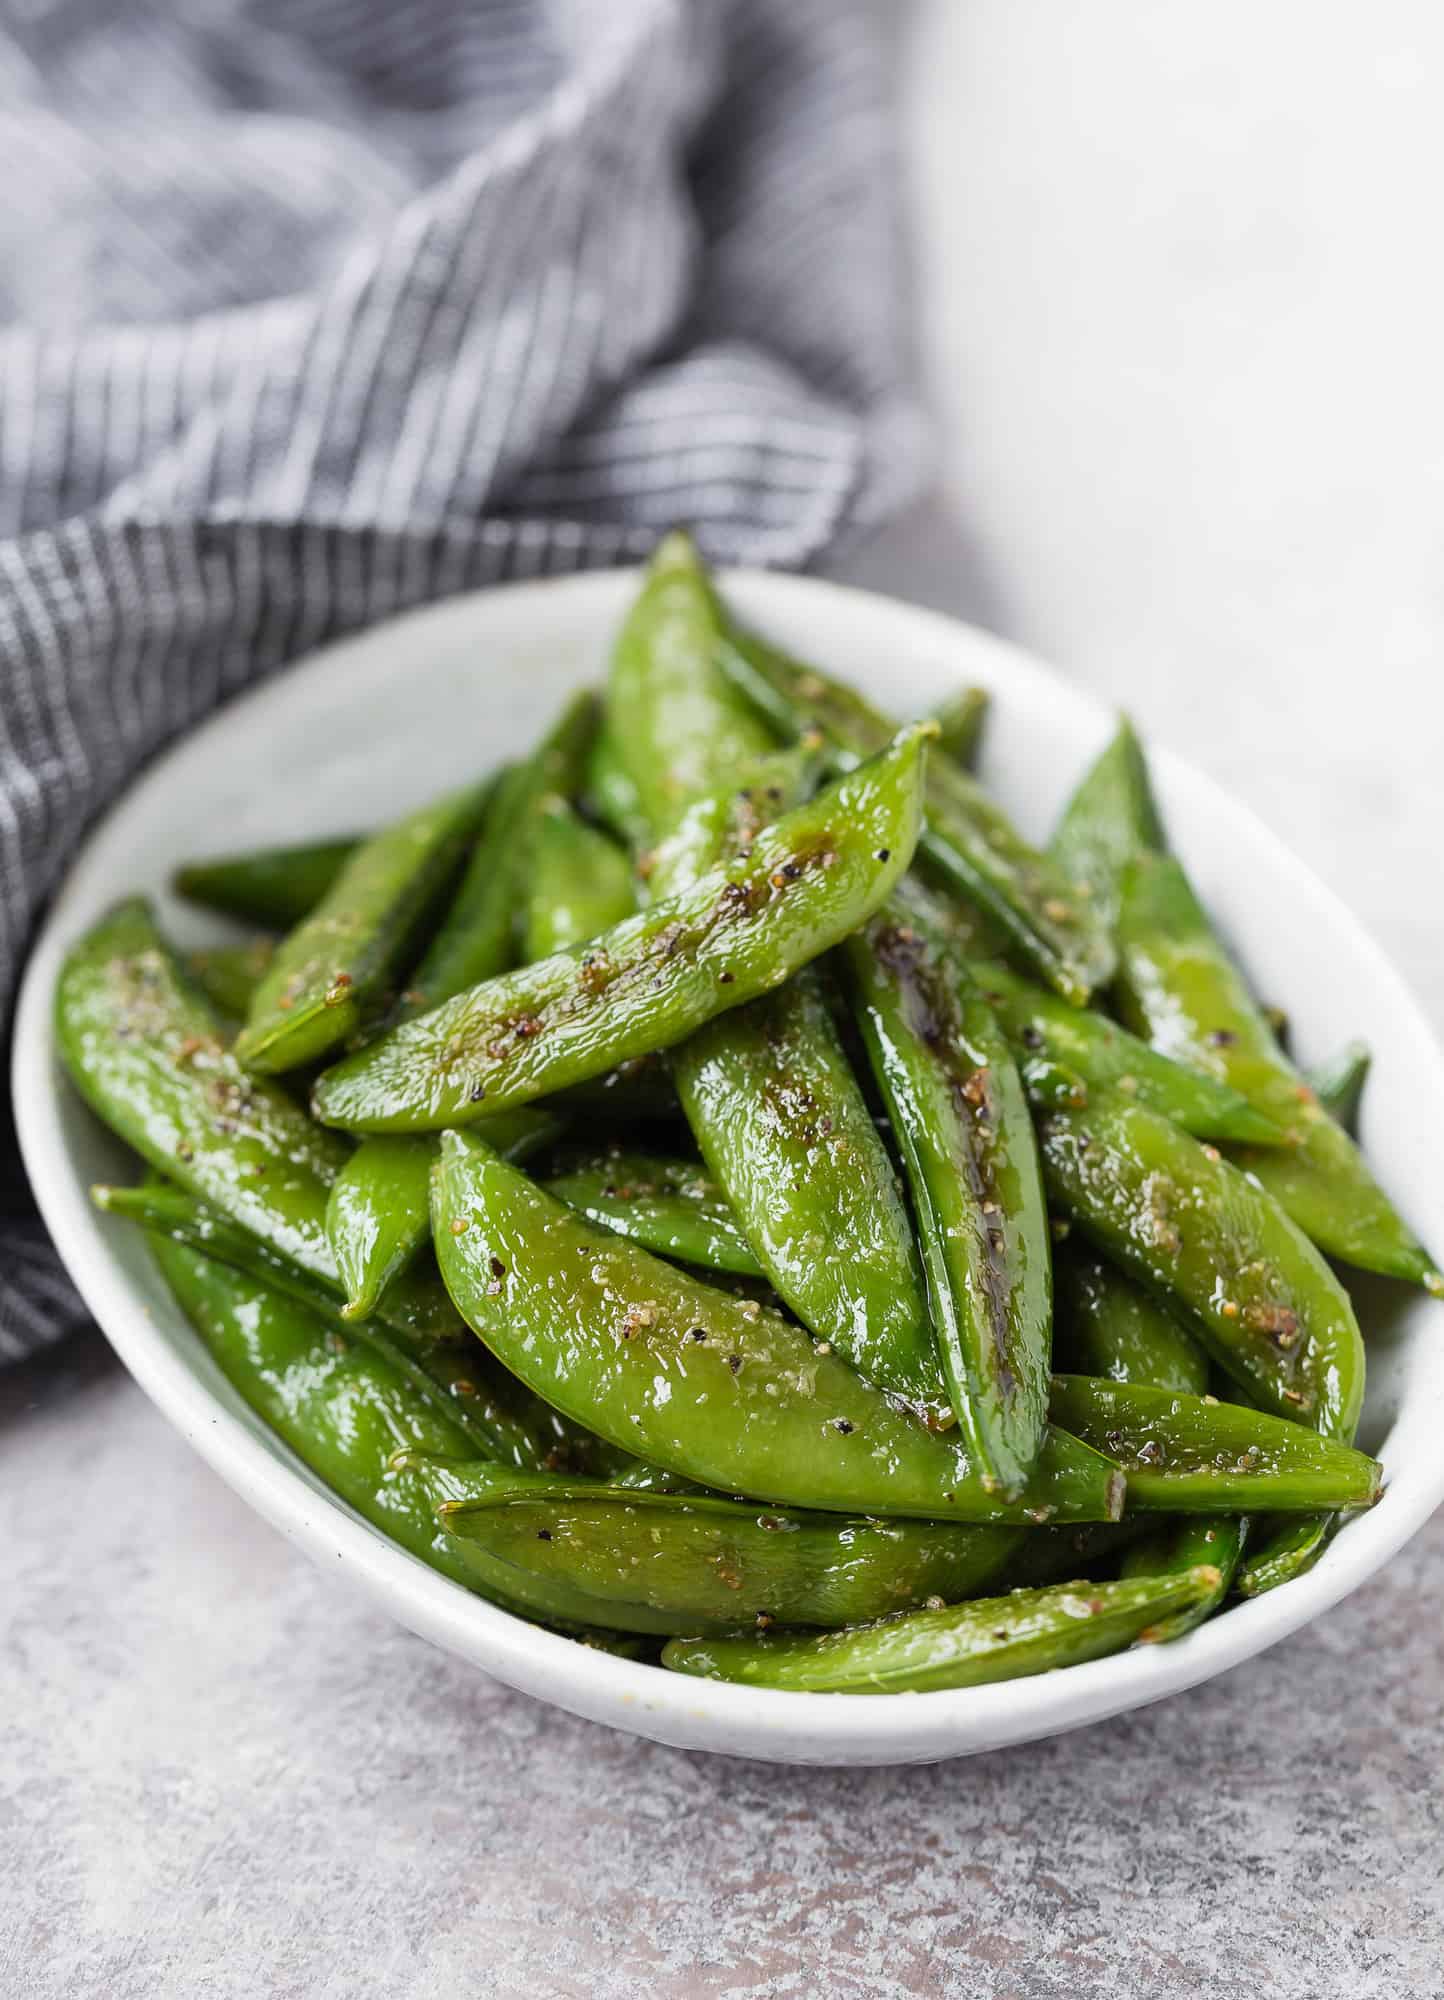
left=1116, top=850, right=1441, bottom=1293
left=971, top=958, right=1284, bottom=1145
left=544, top=1149, right=762, bottom=1277
left=1037, top=1090, right=1366, bottom=1442
left=174, top=836, right=359, bottom=929
left=844, top=903, right=1050, bottom=1494
left=151, top=1236, right=656, bottom=1634
left=1121, top=1516, right=1248, bottom=1640
left=717, top=621, right=1113, bottom=1004
left=930, top=686, right=989, bottom=769
left=583, top=717, right=653, bottom=852
left=327, top=1109, right=561, bottom=1319
left=1048, top=1376, right=1380, bottom=1513
left=186, top=938, right=275, bottom=1019
left=996, top=1520, right=1148, bottom=1590
left=433, top=1132, right=1125, bottom=1525
left=1048, top=716, right=1164, bottom=936
left=607, top=530, right=775, bottom=842
left=235, top=779, right=493, bottom=1073
left=413, top=1460, right=1022, bottom=1633
left=312, top=727, right=931, bottom=1133
left=1052, top=1245, right=1209, bottom=1395
left=406, top=692, right=596, bottom=1015
left=521, top=799, right=635, bottom=963
left=1236, top=1515, right=1331, bottom=1599
left=662, top=1568, right=1220, bottom=1693
left=1307, top=1040, right=1371, bottom=1132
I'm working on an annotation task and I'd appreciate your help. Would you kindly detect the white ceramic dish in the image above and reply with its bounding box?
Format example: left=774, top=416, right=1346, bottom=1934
left=15, top=570, right=1444, bottom=1765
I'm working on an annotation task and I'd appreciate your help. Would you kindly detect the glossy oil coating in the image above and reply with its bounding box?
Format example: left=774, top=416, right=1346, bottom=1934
left=544, top=1148, right=764, bottom=1277
left=432, top=1132, right=1126, bottom=1525
left=1051, top=1244, right=1209, bottom=1394
left=717, top=620, right=1113, bottom=1004
left=235, top=779, right=492, bottom=1073
left=1037, top=1089, right=1366, bottom=1442
left=311, top=728, right=932, bottom=1132
left=521, top=799, right=635, bottom=963
left=1048, top=1376, right=1381, bottom=1513
left=1121, top=1515, right=1248, bottom=1640
left=173, top=835, right=359, bottom=929
left=661, top=1569, right=1220, bottom=1693
left=1047, top=716, right=1164, bottom=939
left=972, top=957, right=1284, bottom=1144
left=845, top=902, right=1050, bottom=1495
left=418, top=1461, right=1024, bottom=1633
left=1116, top=849, right=1442, bottom=1292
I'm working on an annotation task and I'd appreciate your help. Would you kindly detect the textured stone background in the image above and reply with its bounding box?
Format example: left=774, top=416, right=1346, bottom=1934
left=7, top=4, right=1444, bottom=1994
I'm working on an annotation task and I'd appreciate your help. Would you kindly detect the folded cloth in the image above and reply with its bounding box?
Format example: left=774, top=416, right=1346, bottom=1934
left=0, top=0, right=923, bottom=1362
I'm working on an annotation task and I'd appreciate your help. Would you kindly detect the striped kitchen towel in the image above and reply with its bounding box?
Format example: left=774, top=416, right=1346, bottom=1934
left=0, top=0, right=923, bottom=1361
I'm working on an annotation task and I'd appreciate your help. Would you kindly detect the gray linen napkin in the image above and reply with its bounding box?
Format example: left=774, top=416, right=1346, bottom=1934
left=0, top=0, right=922, bottom=1361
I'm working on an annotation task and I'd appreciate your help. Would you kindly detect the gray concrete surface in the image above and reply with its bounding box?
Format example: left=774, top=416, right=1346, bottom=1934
left=7, top=5, right=1444, bottom=1993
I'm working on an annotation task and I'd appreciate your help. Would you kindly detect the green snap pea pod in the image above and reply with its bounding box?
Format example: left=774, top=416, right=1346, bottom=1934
left=521, top=799, right=635, bottom=963
left=406, top=692, right=597, bottom=1015
left=433, top=1131, right=1126, bottom=1524
left=1048, top=716, right=1165, bottom=937
left=1236, top=1515, right=1332, bottom=1598
left=642, top=742, right=823, bottom=904
left=409, top=1458, right=1023, bottom=1633
left=582, top=718, right=654, bottom=852
left=235, top=779, right=494, bottom=1073
left=173, top=836, right=360, bottom=929
left=96, top=1179, right=563, bottom=1464
left=929, top=686, right=989, bottom=769
left=1037, top=1090, right=1366, bottom=1442
left=544, top=1149, right=763, bottom=1277
left=996, top=1520, right=1148, bottom=1590
left=186, top=938, right=275, bottom=1019
left=1049, top=1375, right=1380, bottom=1513
left=312, top=727, right=932, bottom=1133
left=1116, top=850, right=1441, bottom=1292
left=606, top=530, right=776, bottom=842
left=1306, top=1039, right=1372, bottom=1133
left=717, top=621, right=1113, bottom=1004
left=326, top=1109, right=563, bottom=1318
left=971, top=958, right=1285, bottom=1145
left=151, top=1236, right=655, bottom=1635
left=1052, top=1244, right=1209, bottom=1395
left=1120, top=1515, right=1248, bottom=1639
left=662, top=1568, right=1221, bottom=1692
left=844, top=903, right=1050, bottom=1495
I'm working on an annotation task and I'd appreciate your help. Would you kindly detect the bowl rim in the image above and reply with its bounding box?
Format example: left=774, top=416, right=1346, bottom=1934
left=15, top=563, right=1444, bottom=1764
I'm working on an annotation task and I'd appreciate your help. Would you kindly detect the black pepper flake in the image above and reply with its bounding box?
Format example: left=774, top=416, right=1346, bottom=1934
left=469, top=1083, right=487, bottom=1103
left=874, top=847, right=891, bottom=863
left=489, top=1256, right=507, bottom=1279
left=536, top=1529, right=552, bottom=1542
left=718, top=971, right=734, bottom=985
left=727, top=1353, right=743, bottom=1374
left=688, top=1327, right=708, bottom=1342
left=1020, top=1025, right=1044, bottom=1050
left=1206, top=1028, right=1238, bottom=1048
left=833, top=1418, right=854, bottom=1435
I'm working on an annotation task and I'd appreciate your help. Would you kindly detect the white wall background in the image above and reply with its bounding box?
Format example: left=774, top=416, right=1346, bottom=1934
left=849, top=1, right=1444, bottom=998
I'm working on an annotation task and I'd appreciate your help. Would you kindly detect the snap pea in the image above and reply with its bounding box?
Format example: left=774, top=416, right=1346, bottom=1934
left=235, top=779, right=494, bottom=1073
left=929, top=686, right=989, bottom=769
left=606, top=530, right=776, bottom=843
left=642, top=742, right=822, bottom=905
left=582, top=718, right=653, bottom=853
left=1052, top=1245, right=1209, bottom=1395
left=1307, top=1039, right=1371, bottom=1133
left=544, top=1148, right=763, bottom=1277
left=1037, top=1090, right=1366, bottom=1442
left=1048, top=716, right=1164, bottom=937
left=971, top=958, right=1285, bottom=1145
left=661, top=1568, right=1221, bottom=1693
left=174, top=836, right=359, bottom=930
left=1048, top=1375, right=1380, bottom=1513
left=1120, top=1516, right=1248, bottom=1640
left=413, top=1460, right=1024, bottom=1634
left=151, top=1235, right=654, bottom=1634
left=405, top=692, right=597, bottom=1015
left=1116, top=849, right=1442, bottom=1293
left=186, top=938, right=275, bottom=1019
left=844, top=902, right=1050, bottom=1494
left=717, top=622, right=1114, bottom=1005
left=997, top=1520, right=1149, bottom=1590
left=95, top=1178, right=565, bottom=1463
left=432, top=1131, right=1126, bottom=1525
left=327, top=1109, right=562, bottom=1319
left=521, top=799, right=635, bottom=963
left=1236, top=1515, right=1332, bottom=1599
left=312, top=726, right=932, bottom=1133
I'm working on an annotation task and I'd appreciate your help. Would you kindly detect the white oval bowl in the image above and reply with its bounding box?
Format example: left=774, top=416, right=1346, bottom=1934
left=15, top=570, right=1444, bottom=1766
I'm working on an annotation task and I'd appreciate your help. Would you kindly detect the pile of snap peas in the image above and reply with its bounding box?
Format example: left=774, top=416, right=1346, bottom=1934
left=57, top=531, right=1438, bottom=1697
